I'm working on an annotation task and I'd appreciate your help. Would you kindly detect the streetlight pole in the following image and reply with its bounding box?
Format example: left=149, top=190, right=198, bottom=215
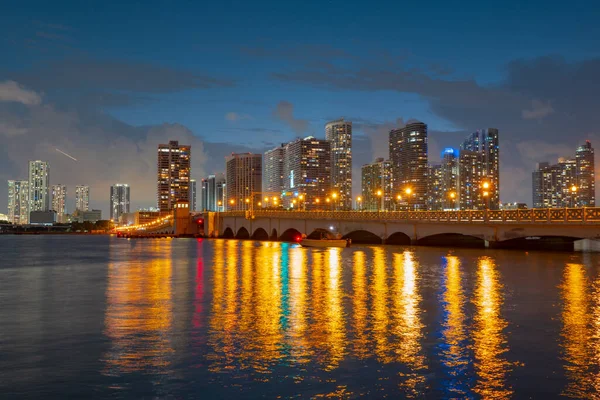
left=571, top=185, right=578, bottom=208
left=405, top=188, right=412, bottom=211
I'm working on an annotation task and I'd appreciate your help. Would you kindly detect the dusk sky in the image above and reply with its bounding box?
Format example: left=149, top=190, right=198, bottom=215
left=1, top=0, right=600, bottom=216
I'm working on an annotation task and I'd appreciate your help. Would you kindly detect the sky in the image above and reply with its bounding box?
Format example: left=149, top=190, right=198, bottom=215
left=1, top=0, right=600, bottom=216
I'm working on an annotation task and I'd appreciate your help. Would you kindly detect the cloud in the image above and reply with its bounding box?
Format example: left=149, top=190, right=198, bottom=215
left=0, top=81, right=42, bottom=105
left=225, top=112, right=252, bottom=122
left=273, top=101, right=309, bottom=134
left=522, top=99, right=554, bottom=120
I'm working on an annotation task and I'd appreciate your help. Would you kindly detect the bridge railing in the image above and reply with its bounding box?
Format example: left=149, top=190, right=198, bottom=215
left=215, top=207, right=600, bottom=223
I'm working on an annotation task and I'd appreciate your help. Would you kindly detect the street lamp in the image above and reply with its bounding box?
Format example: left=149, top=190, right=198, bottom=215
left=571, top=185, right=578, bottom=208
left=481, top=181, right=491, bottom=209
left=357, top=196, right=362, bottom=211
left=217, top=200, right=222, bottom=211
left=396, top=194, right=402, bottom=211
left=449, top=191, right=456, bottom=210
left=405, top=187, right=412, bottom=210
left=376, top=189, right=383, bottom=212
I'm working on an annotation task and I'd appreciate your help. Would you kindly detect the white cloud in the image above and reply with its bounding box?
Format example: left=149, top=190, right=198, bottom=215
left=522, top=99, right=554, bottom=120
left=0, top=81, right=42, bottom=105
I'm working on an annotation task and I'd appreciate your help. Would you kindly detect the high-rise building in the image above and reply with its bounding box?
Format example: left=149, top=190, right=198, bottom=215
left=263, top=145, right=285, bottom=194
left=75, top=185, right=90, bottom=211
left=427, top=164, right=443, bottom=211
left=325, top=118, right=352, bottom=210
left=110, top=184, right=130, bottom=221
left=189, top=179, right=197, bottom=211
left=458, top=150, right=484, bottom=210
left=51, top=184, right=67, bottom=223
left=157, top=140, right=191, bottom=211
left=8, top=180, right=29, bottom=224
left=225, top=153, right=262, bottom=211
left=440, top=148, right=459, bottom=209
left=28, top=160, right=50, bottom=213
left=532, top=142, right=594, bottom=209
left=200, top=178, right=209, bottom=211
left=361, top=158, right=393, bottom=211
left=200, top=173, right=226, bottom=211
left=389, top=121, right=428, bottom=210
left=575, top=141, right=595, bottom=207
left=283, top=136, right=331, bottom=210
left=460, top=129, right=500, bottom=209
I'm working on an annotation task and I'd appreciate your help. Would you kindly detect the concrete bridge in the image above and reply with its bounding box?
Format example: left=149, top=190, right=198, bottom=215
left=206, top=208, right=600, bottom=250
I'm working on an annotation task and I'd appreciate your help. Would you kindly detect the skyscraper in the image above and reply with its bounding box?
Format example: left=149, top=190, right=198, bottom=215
left=460, top=129, right=500, bottom=209
left=440, top=148, right=459, bottom=209
left=575, top=141, right=595, bottom=207
left=28, top=160, right=50, bottom=212
left=225, top=153, right=262, bottom=211
left=263, top=145, right=285, bottom=194
left=361, top=158, right=392, bottom=211
left=110, top=184, right=130, bottom=221
left=8, top=180, right=29, bottom=224
left=283, top=136, right=331, bottom=210
left=325, top=119, right=352, bottom=210
left=75, top=185, right=90, bottom=211
left=389, top=121, right=428, bottom=210
left=458, top=150, right=484, bottom=210
left=201, top=173, right=226, bottom=211
left=51, top=184, right=67, bottom=223
left=427, top=164, right=443, bottom=211
left=189, top=179, right=197, bottom=211
left=157, top=140, right=191, bottom=211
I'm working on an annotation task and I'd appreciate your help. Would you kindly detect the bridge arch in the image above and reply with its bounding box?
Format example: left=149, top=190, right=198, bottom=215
left=280, top=228, right=302, bottom=242
left=417, top=233, right=485, bottom=248
left=222, top=227, right=234, bottom=238
left=387, top=231, right=412, bottom=246
left=493, top=235, right=580, bottom=251
left=251, top=227, right=269, bottom=241
left=236, top=227, right=250, bottom=239
left=343, top=230, right=382, bottom=245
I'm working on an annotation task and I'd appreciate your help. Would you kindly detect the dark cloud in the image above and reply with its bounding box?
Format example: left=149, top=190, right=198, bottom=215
left=273, top=101, right=309, bottom=134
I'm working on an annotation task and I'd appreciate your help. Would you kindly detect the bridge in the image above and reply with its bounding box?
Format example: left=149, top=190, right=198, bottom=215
left=116, top=207, right=600, bottom=250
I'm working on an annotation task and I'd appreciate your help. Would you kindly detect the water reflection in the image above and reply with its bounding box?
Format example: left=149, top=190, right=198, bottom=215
left=352, top=251, right=369, bottom=359
left=322, top=248, right=346, bottom=370
left=439, top=255, right=470, bottom=396
left=560, top=262, right=600, bottom=397
left=472, top=256, right=512, bottom=399
left=103, top=240, right=174, bottom=375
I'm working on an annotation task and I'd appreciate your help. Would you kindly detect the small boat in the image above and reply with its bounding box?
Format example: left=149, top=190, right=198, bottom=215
left=299, top=238, right=350, bottom=248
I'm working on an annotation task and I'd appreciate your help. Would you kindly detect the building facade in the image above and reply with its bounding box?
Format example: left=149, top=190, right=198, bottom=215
left=389, top=121, right=428, bottom=210
left=440, top=148, right=460, bottom=209
left=575, top=141, right=595, bottom=207
left=361, top=158, right=392, bottom=211
left=75, top=185, right=90, bottom=211
left=200, top=173, right=225, bottom=211
left=460, top=129, right=500, bottom=209
left=458, top=150, right=484, bottom=210
left=8, top=180, right=29, bottom=224
left=28, top=160, right=50, bottom=213
left=325, top=119, right=352, bottom=210
left=189, top=179, right=197, bottom=211
left=51, top=184, right=67, bottom=223
left=263, top=145, right=285, bottom=194
left=157, top=140, right=191, bottom=211
left=283, top=137, right=331, bottom=210
left=110, top=183, right=130, bottom=222
left=225, top=153, right=262, bottom=211
left=427, top=164, right=443, bottom=211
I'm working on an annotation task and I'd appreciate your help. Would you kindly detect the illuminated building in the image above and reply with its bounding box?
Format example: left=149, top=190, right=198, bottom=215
left=51, top=184, right=67, bottom=223
left=200, top=173, right=225, bottom=211
left=28, top=160, right=50, bottom=213
left=532, top=156, right=580, bottom=208
left=189, top=179, right=197, bottom=211
left=389, top=121, right=428, bottom=210
left=283, top=136, right=331, bottom=210
left=427, top=164, right=443, bottom=211
left=440, top=148, right=459, bottom=209
left=361, top=158, right=392, bottom=211
left=7, top=180, right=29, bottom=224
left=325, top=119, right=353, bottom=210
left=458, top=150, right=484, bottom=210
left=460, top=129, right=499, bottom=209
left=110, top=183, right=130, bottom=221
left=263, top=145, right=285, bottom=194
left=75, top=185, right=90, bottom=211
left=575, top=141, right=595, bottom=207
left=225, top=153, right=262, bottom=211
left=157, top=140, right=191, bottom=211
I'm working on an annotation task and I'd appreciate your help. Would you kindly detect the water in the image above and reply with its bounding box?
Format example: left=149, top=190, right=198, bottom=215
left=1, top=236, right=600, bottom=399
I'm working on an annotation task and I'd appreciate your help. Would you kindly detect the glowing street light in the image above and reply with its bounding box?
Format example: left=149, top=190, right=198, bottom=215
left=482, top=181, right=490, bottom=190
left=571, top=185, right=578, bottom=208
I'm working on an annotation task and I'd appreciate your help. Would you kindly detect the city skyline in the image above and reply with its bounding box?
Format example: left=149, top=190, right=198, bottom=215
left=1, top=2, right=600, bottom=216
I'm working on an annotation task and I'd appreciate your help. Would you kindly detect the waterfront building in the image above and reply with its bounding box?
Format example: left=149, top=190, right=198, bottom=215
left=460, top=129, right=500, bottom=209
left=283, top=136, right=331, bottom=210
left=575, top=141, right=595, bottom=207
left=200, top=173, right=226, bottom=211
left=325, top=118, right=352, bottom=210
left=458, top=150, right=484, bottom=210
left=110, top=183, right=130, bottom=222
left=51, top=184, right=67, bottom=223
left=427, top=164, right=443, bottom=211
left=75, top=185, right=90, bottom=211
left=215, top=175, right=226, bottom=211
left=189, top=179, right=197, bottom=211
left=7, top=180, right=29, bottom=224
left=532, top=157, right=579, bottom=208
left=28, top=160, right=50, bottom=213
left=74, top=209, right=102, bottom=223
left=30, top=210, right=56, bottom=225
left=440, top=148, right=460, bottom=209
left=157, top=140, right=191, bottom=211
left=361, top=158, right=392, bottom=211
left=263, top=145, right=285, bottom=195
left=225, top=153, right=262, bottom=211
left=389, top=121, right=428, bottom=210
